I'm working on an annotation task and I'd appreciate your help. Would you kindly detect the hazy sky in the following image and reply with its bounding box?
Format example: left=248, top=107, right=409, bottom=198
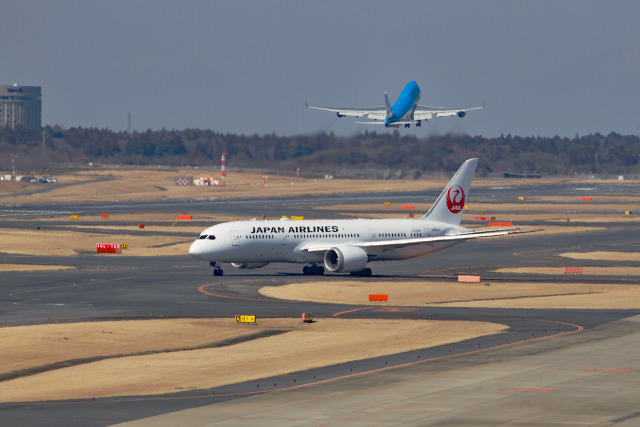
left=3, top=1, right=639, bottom=138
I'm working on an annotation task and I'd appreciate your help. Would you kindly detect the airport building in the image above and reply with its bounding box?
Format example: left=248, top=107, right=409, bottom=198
left=0, top=84, right=42, bottom=133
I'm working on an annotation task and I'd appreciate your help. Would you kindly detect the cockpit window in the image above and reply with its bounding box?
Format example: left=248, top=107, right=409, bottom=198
left=208, top=235, right=216, bottom=240
left=198, top=235, right=208, bottom=240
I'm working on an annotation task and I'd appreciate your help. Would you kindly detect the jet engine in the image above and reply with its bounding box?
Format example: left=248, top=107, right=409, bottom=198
left=336, top=112, right=345, bottom=118
left=231, top=262, right=269, bottom=269
left=457, top=111, right=466, bottom=118
left=323, top=246, right=368, bottom=273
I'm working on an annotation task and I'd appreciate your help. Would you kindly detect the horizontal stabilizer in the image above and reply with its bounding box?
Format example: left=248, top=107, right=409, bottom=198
left=386, top=120, right=418, bottom=127
left=354, top=120, right=386, bottom=125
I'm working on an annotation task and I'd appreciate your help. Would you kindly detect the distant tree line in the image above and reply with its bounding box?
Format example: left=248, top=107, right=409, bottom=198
left=1, top=125, right=639, bottom=177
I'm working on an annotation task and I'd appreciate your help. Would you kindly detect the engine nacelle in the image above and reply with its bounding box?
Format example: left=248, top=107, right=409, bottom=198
left=336, top=112, right=345, bottom=118
left=457, top=111, right=466, bottom=118
left=324, top=246, right=368, bottom=273
left=231, top=262, right=269, bottom=269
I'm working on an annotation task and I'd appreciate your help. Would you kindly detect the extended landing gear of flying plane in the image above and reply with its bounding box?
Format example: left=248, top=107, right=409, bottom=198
left=303, top=264, right=324, bottom=276
left=350, top=268, right=372, bottom=277
left=416, top=120, right=422, bottom=127
left=210, top=262, right=224, bottom=276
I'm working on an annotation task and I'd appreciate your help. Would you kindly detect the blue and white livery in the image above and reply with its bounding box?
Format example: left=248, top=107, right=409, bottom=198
left=306, top=81, right=483, bottom=128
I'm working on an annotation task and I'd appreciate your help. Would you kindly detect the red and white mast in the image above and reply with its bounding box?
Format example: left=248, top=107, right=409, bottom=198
left=220, top=151, right=228, bottom=186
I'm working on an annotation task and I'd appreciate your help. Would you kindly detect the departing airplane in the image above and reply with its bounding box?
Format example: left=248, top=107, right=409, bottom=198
left=189, top=158, right=536, bottom=277
left=306, top=81, right=484, bottom=128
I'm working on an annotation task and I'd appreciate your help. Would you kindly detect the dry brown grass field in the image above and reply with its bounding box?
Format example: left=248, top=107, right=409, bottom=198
left=1, top=167, right=638, bottom=401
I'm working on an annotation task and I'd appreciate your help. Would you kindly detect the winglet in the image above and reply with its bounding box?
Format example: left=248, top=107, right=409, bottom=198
left=419, top=158, right=478, bottom=225
left=384, top=92, right=393, bottom=119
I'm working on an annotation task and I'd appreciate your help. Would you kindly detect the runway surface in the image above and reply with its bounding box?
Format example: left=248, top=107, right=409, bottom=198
left=1, top=181, right=639, bottom=426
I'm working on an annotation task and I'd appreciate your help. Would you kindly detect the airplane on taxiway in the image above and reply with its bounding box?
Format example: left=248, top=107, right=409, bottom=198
left=189, top=158, right=536, bottom=277
left=306, top=81, right=483, bottom=128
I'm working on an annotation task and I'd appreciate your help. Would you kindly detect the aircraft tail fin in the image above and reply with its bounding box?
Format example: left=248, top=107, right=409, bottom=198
left=419, top=158, right=478, bottom=225
left=384, top=92, right=393, bottom=119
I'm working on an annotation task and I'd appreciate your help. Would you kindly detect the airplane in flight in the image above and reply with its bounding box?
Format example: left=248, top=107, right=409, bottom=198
left=189, top=158, right=536, bottom=277
left=306, top=81, right=484, bottom=128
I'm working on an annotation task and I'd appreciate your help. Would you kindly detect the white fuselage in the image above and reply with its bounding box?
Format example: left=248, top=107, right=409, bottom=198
left=187, top=158, right=533, bottom=275
left=188, top=218, right=468, bottom=265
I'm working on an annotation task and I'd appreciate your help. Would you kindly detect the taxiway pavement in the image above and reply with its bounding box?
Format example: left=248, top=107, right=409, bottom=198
left=1, top=183, right=639, bottom=426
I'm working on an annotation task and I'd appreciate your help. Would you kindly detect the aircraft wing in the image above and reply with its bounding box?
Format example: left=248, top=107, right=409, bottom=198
left=305, top=103, right=388, bottom=120
left=302, top=228, right=539, bottom=253
left=413, top=105, right=484, bottom=120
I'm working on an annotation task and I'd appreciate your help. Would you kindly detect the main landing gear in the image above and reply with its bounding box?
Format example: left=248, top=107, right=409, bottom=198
left=303, top=264, right=324, bottom=276
left=350, top=268, right=372, bottom=277
left=210, top=262, right=224, bottom=276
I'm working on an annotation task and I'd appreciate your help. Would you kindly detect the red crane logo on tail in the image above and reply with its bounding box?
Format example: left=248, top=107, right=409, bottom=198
left=446, top=185, right=465, bottom=214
